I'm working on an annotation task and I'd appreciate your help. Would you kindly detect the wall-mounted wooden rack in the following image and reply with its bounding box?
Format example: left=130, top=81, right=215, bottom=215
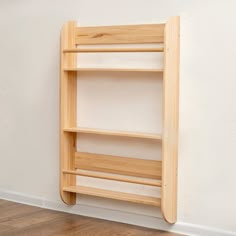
left=60, top=16, right=180, bottom=224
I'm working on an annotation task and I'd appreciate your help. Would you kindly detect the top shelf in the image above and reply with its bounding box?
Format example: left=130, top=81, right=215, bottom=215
left=63, top=47, right=164, bottom=53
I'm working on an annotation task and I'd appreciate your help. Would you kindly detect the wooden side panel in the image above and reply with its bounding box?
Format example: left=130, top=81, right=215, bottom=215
left=60, top=21, right=77, bottom=205
left=75, top=24, right=165, bottom=45
left=161, top=16, right=180, bottom=223
left=75, top=152, right=162, bottom=180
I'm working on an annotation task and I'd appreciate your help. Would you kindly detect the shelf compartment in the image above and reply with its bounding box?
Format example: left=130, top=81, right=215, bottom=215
left=74, top=151, right=162, bottom=180
left=63, top=48, right=164, bottom=53
left=63, top=169, right=161, bottom=187
left=64, top=68, right=163, bottom=72
left=63, top=127, right=162, bottom=140
left=63, top=185, right=161, bottom=207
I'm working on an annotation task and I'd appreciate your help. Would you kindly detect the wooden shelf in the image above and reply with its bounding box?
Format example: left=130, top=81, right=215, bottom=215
left=63, top=48, right=164, bottom=53
left=63, top=185, right=161, bottom=207
left=63, top=127, right=162, bottom=140
left=63, top=169, right=162, bottom=187
left=60, top=17, right=180, bottom=223
left=64, top=68, right=163, bottom=72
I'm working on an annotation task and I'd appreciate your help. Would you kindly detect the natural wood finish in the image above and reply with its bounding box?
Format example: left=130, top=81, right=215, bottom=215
left=63, top=169, right=162, bottom=187
left=63, top=185, right=161, bottom=206
left=64, top=127, right=162, bottom=140
left=75, top=24, right=165, bottom=45
left=63, top=47, right=164, bottom=53
left=64, top=68, right=163, bottom=72
left=60, top=17, right=180, bottom=224
left=161, top=16, right=180, bottom=224
left=75, top=152, right=162, bottom=180
left=0, top=200, right=184, bottom=236
left=60, top=21, right=77, bottom=204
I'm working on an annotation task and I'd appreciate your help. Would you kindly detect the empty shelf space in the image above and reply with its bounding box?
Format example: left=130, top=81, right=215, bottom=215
left=63, top=47, right=164, bottom=53
left=63, top=127, right=162, bottom=140
left=63, top=185, right=161, bottom=207
left=63, top=169, right=162, bottom=187
left=64, top=68, right=163, bottom=72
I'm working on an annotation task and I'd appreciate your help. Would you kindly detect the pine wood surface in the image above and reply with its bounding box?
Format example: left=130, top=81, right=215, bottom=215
left=75, top=24, right=165, bottom=44
left=75, top=152, right=162, bottom=180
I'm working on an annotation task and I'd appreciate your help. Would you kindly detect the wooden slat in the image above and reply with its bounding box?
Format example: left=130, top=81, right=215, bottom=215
left=63, top=169, right=162, bottom=187
left=75, top=152, right=162, bottom=180
left=63, top=185, right=161, bottom=207
left=76, top=24, right=165, bottom=45
left=64, top=68, right=163, bottom=73
left=60, top=21, right=77, bottom=205
left=63, top=47, right=164, bottom=53
left=161, top=16, right=180, bottom=224
left=64, top=127, right=162, bottom=140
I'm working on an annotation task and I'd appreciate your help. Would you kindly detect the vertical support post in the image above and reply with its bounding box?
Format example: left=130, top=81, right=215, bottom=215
left=161, top=16, right=180, bottom=223
left=60, top=21, right=77, bottom=204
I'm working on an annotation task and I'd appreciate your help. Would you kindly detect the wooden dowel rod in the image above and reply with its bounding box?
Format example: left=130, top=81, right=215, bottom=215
left=63, top=48, right=164, bottom=53
left=64, top=68, right=163, bottom=73
left=63, top=169, right=162, bottom=187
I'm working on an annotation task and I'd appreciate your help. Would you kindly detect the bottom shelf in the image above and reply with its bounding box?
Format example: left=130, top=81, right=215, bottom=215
left=63, top=185, right=161, bottom=207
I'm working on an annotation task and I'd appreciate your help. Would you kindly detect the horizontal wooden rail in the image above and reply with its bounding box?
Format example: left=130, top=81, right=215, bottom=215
left=63, top=169, right=161, bottom=187
left=63, top=185, right=161, bottom=206
left=64, top=127, right=162, bottom=140
left=63, top=48, right=164, bottom=53
left=76, top=24, right=165, bottom=45
left=64, top=68, right=163, bottom=73
left=75, top=152, right=162, bottom=180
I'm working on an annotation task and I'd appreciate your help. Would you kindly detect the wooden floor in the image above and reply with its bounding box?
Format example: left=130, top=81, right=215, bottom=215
left=0, top=199, right=184, bottom=236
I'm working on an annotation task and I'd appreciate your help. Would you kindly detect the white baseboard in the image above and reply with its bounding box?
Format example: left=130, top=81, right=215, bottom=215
left=0, top=189, right=235, bottom=236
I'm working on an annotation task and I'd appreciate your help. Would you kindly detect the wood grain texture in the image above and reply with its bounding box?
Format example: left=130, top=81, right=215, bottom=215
left=75, top=24, right=165, bottom=44
left=75, top=152, right=162, bottom=180
left=63, top=47, right=164, bottom=52
left=60, top=21, right=77, bottom=204
left=0, top=200, right=185, bottom=236
left=64, top=127, right=162, bottom=140
left=63, top=185, right=161, bottom=207
left=161, top=16, right=180, bottom=224
left=63, top=169, right=162, bottom=186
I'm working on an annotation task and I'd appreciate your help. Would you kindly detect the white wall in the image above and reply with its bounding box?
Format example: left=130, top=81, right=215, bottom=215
left=0, top=0, right=236, bottom=235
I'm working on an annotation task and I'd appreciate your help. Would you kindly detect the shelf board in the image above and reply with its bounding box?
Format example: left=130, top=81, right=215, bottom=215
left=63, top=185, right=161, bottom=207
left=75, top=152, right=162, bottom=180
left=64, top=68, right=163, bottom=73
left=63, top=127, right=162, bottom=140
left=63, top=47, right=164, bottom=53
left=63, top=169, right=162, bottom=187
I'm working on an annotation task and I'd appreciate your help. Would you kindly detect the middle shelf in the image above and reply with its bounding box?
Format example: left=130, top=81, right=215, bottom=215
left=63, top=127, right=162, bottom=140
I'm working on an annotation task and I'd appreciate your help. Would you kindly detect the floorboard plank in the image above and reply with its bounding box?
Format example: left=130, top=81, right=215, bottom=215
left=0, top=199, right=185, bottom=236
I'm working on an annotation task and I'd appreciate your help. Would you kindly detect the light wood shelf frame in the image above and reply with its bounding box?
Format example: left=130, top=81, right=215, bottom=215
left=60, top=16, right=180, bottom=224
